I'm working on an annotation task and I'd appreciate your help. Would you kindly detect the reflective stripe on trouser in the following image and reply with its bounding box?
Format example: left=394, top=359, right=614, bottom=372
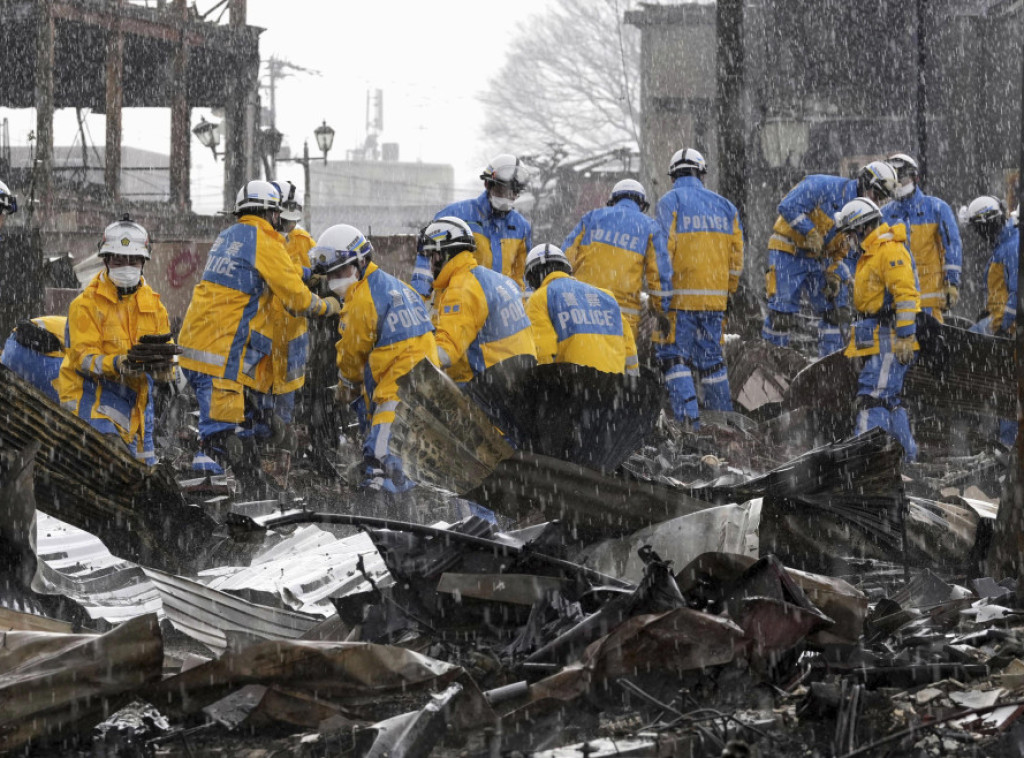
left=761, top=310, right=791, bottom=347
left=184, top=368, right=244, bottom=440
left=764, top=249, right=850, bottom=354
left=856, top=406, right=917, bottom=462
left=663, top=363, right=699, bottom=423
left=700, top=366, right=733, bottom=412
left=363, top=399, right=413, bottom=489
left=818, top=321, right=845, bottom=357
left=855, top=352, right=916, bottom=461
left=191, top=452, right=225, bottom=474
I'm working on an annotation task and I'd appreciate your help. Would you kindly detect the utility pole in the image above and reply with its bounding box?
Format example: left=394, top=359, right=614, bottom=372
left=915, top=0, right=928, bottom=184
left=716, top=0, right=746, bottom=222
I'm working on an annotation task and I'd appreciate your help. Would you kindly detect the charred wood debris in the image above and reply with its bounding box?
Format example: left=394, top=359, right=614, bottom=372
left=0, top=324, right=1019, bottom=758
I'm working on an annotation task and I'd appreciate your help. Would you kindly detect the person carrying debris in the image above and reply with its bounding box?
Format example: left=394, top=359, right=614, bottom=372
left=835, top=198, right=921, bottom=461
left=417, top=216, right=536, bottom=383
left=412, top=154, right=532, bottom=296
left=762, top=161, right=898, bottom=356
left=59, top=217, right=179, bottom=465
left=561, top=179, right=670, bottom=337
left=311, top=224, right=439, bottom=492
left=524, top=243, right=638, bottom=374
left=964, top=195, right=1018, bottom=449
left=1, top=316, right=66, bottom=402
left=882, top=153, right=962, bottom=321
left=245, top=179, right=317, bottom=449
left=177, top=180, right=341, bottom=482
left=652, top=148, right=743, bottom=428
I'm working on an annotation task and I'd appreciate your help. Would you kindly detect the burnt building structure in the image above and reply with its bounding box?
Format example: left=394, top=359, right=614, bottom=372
left=626, top=0, right=1022, bottom=317
left=0, top=0, right=263, bottom=333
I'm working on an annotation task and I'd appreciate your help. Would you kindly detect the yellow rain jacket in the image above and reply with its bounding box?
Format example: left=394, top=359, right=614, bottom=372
left=562, top=198, right=671, bottom=330
left=653, top=175, right=744, bottom=312
left=432, top=251, right=536, bottom=383
left=59, top=272, right=170, bottom=457
left=264, top=227, right=315, bottom=394
left=336, top=262, right=439, bottom=421
left=178, top=215, right=331, bottom=389
left=526, top=271, right=638, bottom=374
left=844, top=223, right=921, bottom=358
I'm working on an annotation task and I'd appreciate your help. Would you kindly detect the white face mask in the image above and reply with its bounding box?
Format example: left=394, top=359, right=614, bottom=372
left=489, top=194, right=515, bottom=213
left=894, top=182, right=915, bottom=199
left=107, top=265, right=142, bottom=289
left=328, top=273, right=358, bottom=298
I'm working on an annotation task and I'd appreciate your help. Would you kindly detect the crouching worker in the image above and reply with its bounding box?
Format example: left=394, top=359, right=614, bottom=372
left=1, top=316, right=67, bottom=402
left=311, top=224, right=438, bottom=492
left=419, top=216, right=535, bottom=383
left=524, top=243, right=638, bottom=375
left=836, top=198, right=921, bottom=461
left=59, top=217, right=179, bottom=464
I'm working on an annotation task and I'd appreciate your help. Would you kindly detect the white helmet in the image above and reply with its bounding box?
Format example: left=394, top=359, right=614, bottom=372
left=834, top=197, right=882, bottom=235
left=480, top=154, right=530, bottom=194
left=0, top=179, right=17, bottom=215
left=99, top=216, right=151, bottom=260
left=234, top=179, right=282, bottom=215
left=309, top=224, right=373, bottom=274
left=608, top=179, right=649, bottom=212
left=886, top=153, right=919, bottom=180
left=524, top=243, right=572, bottom=290
left=668, top=148, right=707, bottom=177
left=417, top=216, right=476, bottom=257
left=966, top=195, right=1006, bottom=227
left=857, top=161, right=898, bottom=201
left=272, top=179, right=302, bottom=222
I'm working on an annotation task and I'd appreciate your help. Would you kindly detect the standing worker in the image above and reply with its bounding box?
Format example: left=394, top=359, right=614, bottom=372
left=882, top=153, right=962, bottom=320
left=177, top=180, right=340, bottom=483
left=561, top=179, right=670, bottom=337
left=835, top=198, right=921, bottom=461
left=763, top=161, right=898, bottom=356
left=652, top=148, right=744, bottom=428
left=412, top=154, right=532, bottom=296
left=312, top=224, right=438, bottom=492
left=59, top=217, right=179, bottom=464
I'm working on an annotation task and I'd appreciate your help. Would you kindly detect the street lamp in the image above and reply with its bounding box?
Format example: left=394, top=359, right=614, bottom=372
left=192, top=116, right=222, bottom=160
left=275, top=119, right=334, bottom=229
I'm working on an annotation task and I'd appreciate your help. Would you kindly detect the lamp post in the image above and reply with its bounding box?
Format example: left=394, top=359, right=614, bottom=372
left=192, top=116, right=222, bottom=160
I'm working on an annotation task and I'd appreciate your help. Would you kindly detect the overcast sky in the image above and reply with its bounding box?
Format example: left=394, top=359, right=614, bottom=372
left=0, top=0, right=555, bottom=214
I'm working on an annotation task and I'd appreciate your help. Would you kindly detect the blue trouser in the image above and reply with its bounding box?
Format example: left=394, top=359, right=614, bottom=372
left=970, top=317, right=1017, bottom=449
left=1, top=337, right=62, bottom=403
left=854, top=351, right=917, bottom=461
left=656, top=310, right=733, bottom=424
left=361, top=398, right=414, bottom=493
left=763, top=249, right=849, bottom=357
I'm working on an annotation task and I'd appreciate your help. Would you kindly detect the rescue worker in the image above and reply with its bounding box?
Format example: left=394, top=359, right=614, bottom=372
left=412, top=154, right=532, bottom=296
left=763, top=161, right=899, bottom=356
left=964, top=195, right=1018, bottom=449
left=59, top=217, right=178, bottom=464
left=836, top=198, right=921, bottom=461
left=418, top=216, right=535, bottom=382
left=177, top=180, right=340, bottom=480
left=1, top=316, right=67, bottom=402
left=0, top=179, right=16, bottom=232
left=561, top=178, right=670, bottom=335
left=251, top=179, right=316, bottom=444
left=524, top=243, right=638, bottom=375
left=882, top=153, right=962, bottom=320
left=311, top=224, right=438, bottom=491
left=653, top=148, right=743, bottom=428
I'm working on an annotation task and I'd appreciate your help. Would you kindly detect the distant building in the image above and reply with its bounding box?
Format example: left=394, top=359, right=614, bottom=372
left=309, top=157, right=454, bottom=237
left=8, top=146, right=172, bottom=203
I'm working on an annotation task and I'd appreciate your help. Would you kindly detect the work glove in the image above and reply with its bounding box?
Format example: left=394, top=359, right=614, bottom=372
left=893, top=336, right=916, bottom=365
left=944, top=282, right=960, bottom=310
left=126, top=334, right=181, bottom=365
left=803, top=228, right=825, bottom=257
left=307, top=273, right=325, bottom=292
left=823, top=270, right=841, bottom=301
left=321, top=296, right=342, bottom=317
left=114, top=354, right=147, bottom=379
left=334, top=381, right=362, bottom=405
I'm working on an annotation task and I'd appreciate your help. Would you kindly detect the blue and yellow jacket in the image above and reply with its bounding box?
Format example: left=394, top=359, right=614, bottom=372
left=59, top=273, right=170, bottom=460
left=337, top=262, right=439, bottom=416
left=412, top=192, right=533, bottom=295
left=562, top=198, right=671, bottom=329
left=262, top=226, right=316, bottom=395
left=177, top=215, right=332, bottom=388
left=845, top=223, right=921, bottom=358
left=882, top=187, right=962, bottom=311
left=770, top=174, right=858, bottom=262
left=525, top=271, right=638, bottom=375
left=985, top=221, right=1019, bottom=335
left=433, top=251, right=535, bottom=383
left=653, top=175, right=744, bottom=312
left=1, top=316, right=66, bottom=402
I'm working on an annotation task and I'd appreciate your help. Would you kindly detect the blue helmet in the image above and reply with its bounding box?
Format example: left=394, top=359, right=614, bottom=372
left=309, top=224, right=373, bottom=274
